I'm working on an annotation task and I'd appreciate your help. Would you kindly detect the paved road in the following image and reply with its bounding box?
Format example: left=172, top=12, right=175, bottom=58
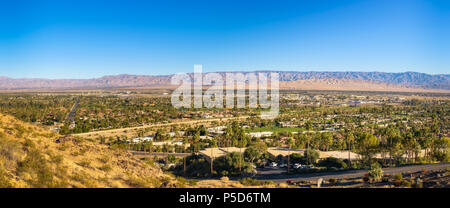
left=255, top=163, right=450, bottom=183
left=65, top=96, right=80, bottom=124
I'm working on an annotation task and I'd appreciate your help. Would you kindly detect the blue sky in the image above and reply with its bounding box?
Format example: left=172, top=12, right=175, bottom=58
left=0, top=0, right=449, bottom=79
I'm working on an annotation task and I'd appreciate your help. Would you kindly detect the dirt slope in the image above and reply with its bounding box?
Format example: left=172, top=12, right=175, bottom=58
left=0, top=113, right=178, bottom=188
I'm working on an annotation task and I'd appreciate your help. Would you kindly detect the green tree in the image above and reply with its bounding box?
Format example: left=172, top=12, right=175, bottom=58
left=244, top=142, right=268, bottom=164
left=304, top=149, right=320, bottom=165
left=355, top=132, right=380, bottom=166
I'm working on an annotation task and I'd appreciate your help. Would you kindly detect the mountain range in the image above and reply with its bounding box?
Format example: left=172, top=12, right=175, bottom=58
left=0, top=71, right=448, bottom=91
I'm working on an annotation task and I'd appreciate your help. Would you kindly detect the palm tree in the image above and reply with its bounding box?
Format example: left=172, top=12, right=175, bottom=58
left=287, top=138, right=295, bottom=173
left=346, top=131, right=354, bottom=167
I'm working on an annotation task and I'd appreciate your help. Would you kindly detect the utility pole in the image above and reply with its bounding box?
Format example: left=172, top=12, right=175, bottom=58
left=307, top=137, right=310, bottom=165
left=183, top=156, right=186, bottom=175
left=287, top=144, right=291, bottom=174
left=239, top=146, right=242, bottom=173
left=348, top=140, right=351, bottom=167
left=210, top=148, right=214, bottom=175
left=165, top=144, right=168, bottom=166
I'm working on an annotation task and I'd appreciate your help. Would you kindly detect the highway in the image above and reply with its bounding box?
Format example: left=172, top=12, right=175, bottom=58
left=65, top=96, right=80, bottom=124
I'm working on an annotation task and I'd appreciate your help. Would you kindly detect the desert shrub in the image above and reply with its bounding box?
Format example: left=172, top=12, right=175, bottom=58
left=54, top=164, right=68, bottom=178
left=401, top=180, right=412, bottom=188
left=368, top=162, right=383, bottom=182
left=143, top=158, right=155, bottom=167
left=70, top=171, right=97, bottom=188
left=167, top=154, right=176, bottom=163
left=78, top=159, right=91, bottom=168
left=99, top=164, right=112, bottom=172
left=0, top=166, right=13, bottom=188
left=263, top=180, right=276, bottom=186
left=174, top=176, right=189, bottom=188
left=394, top=173, right=403, bottom=181
left=57, top=143, right=69, bottom=151
left=0, top=137, right=22, bottom=168
left=239, top=177, right=263, bottom=186
left=71, top=151, right=80, bottom=156
left=50, top=154, right=64, bottom=164
left=159, top=176, right=176, bottom=188
left=393, top=173, right=403, bottom=186
left=17, top=149, right=56, bottom=188
left=328, top=178, right=337, bottom=185
left=14, top=124, right=27, bottom=138
left=414, top=182, right=423, bottom=188
left=77, top=147, right=88, bottom=156
left=188, top=179, right=199, bottom=186
left=99, top=155, right=110, bottom=163
left=23, top=139, right=35, bottom=149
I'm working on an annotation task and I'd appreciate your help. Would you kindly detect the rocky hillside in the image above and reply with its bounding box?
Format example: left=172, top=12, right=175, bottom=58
left=0, top=113, right=178, bottom=188
left=0, top=71, right=448, bottom=90
left=0, top=74, right=171, bottom=90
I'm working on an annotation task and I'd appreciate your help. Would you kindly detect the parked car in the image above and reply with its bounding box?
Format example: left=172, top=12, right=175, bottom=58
left=269, top=162, right=278, bottom=167
left=278, top=163, right=287, bottom=168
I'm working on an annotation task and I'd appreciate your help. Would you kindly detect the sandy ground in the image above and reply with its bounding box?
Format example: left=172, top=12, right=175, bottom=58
left=71, top=116, right=250, bottom=139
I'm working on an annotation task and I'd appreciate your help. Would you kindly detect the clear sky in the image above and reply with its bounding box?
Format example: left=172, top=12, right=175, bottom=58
left=0, top=0, right=449, bottom=79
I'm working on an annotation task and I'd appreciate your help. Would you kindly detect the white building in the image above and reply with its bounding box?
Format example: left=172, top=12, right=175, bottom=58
left=207, top=126, right=227, bottom=135
left=130, top=136, right=153, bottom=143
left=246, top=131, right=273, bottom=138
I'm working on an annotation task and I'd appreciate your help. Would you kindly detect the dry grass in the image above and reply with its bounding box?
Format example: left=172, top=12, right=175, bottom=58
left=0, top=113, right=262, bottom=188
left=0, top=113, right=179, bottom=188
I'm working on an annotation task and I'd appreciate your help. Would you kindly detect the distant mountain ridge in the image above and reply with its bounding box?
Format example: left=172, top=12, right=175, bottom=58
left=0, top=71, right=448, bottom=90
left=275, top=71, right=450, bottom=90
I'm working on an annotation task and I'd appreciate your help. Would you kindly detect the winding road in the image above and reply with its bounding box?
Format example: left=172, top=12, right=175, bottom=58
left=255, top=163, right=450, bottom=183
